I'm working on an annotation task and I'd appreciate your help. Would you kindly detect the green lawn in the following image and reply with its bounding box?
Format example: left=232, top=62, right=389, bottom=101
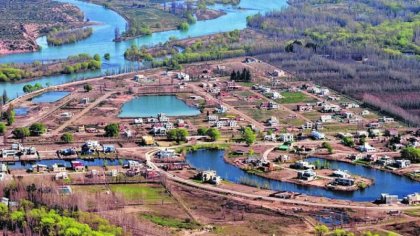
left=276, top=92, right=315, bottom=104
left=142, top=214, right=200, bottom=229
left=110, top=184, right=171, bottom=201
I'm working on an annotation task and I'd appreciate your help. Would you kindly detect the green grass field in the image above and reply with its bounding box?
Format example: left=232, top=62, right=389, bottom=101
left=109, top=184, right=171, bottom=201
left=276, top=92, right=316, bottom=104
left=141, top=214, right=199, bottom=229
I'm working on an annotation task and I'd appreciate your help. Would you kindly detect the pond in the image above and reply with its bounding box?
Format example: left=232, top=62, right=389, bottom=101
left=31, top=91, right=70, bottom=103
left=185, top=150, right=420, bottom=202
left=119, top=95, right=201, bottom=118
left=4, top=158, right=128, bottom=170
left=14, top=107, right=29, bottom=116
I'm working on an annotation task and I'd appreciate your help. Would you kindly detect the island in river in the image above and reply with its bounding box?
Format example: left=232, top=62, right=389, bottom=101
left=0, top=0, right=88, bottom=55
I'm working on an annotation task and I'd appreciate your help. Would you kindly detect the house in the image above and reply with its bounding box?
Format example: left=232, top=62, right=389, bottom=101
left=142, top=136, right=155, bottom=145
left=147, top=117, right=159, bottom=123
left=376, top=156, right=394, bottom=166
left=157, top=149, right=177, bottom=158
left=102, top=145, right=116, bottom=153
left=176, top=119, right=185, bottom=127
left=361, top=110, right=370, bottom=116
left=268, top=102, right=279, bottom=110
left=311, top=130, right=325, bottom=140
left=379, top=193, right=399, bottom=204
left=369, top=129, right=382, bottom=137
left=207, top=115, right=219, bottom=122
left=128, top=160, right=142, bottom=169
left=293, top=161, right=315, bottom=170
left=11, top=143, right=23, bottom=150
left=308, top=86, right=321, bottom=94
left=264, top=133, right=277, bottom=142
left=215, top=104, right=228, bottom=113
left=342, top=103, right=359, bottom=109
left=302, top=121, right=313, bottom=130
left=51, top=163, right=66, bottom=172
left=0, top=164, right=7, bottom=173
left=380, top=117, right=395, bottom=123
left=158, top=113, right=169, bottom=123
left=279, top=133, right=294, bottom=142
left=78, top=125, right=85, bottom=132
left=152, top=126, right=167, bottom=136
left=134, top=74, right=145, bottom=82
left=134, top=118, right=143, bottom=124
left=297, top=169, right=317, bottom=181
left=197, top=170, right=221, bottom=185
left=358, top=143, right=376, bottom=153
left=57, top=186, right=72, bottom=195
left=320, top=115, right=333, bottom=123
left=368, top=122, right=381, bottom=128
left=80, top=97, right=90, bottom=104
left=209, top=87, right=221, bottom=94
left=356, top=130, right=369, bottom=137
left=334, top=177, right=355, bottom=186
left=320, top=88, right=330, bottom=96
left=394, top=159, right=411, bottom=168
left=84, top=140, right=101, bottom=150
left=404, top=193, right=420, bottom=205
left=266, top=91, right=282, bottom=99
left=32, top=164, right=48, bottom=173
left=55, top=172, right=69, bottom=181
left=267, top=116, right=279, bottom=127
left=332, top=170, right=351, bottom=179
left=60, top=112, right=72, bottom=119
left=177, top=72, right=190, bottom=81
left=297, top=105, right=313, bottom=112
left=71, top=161, right=84, bottom=172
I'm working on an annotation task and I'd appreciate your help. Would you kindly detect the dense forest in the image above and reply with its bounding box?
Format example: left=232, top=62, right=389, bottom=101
left=0, top=0, right=85, bottom=54
left=246, top=0, right=420, bottom=126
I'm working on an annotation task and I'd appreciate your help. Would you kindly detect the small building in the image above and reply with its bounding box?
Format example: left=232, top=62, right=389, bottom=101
left=358, top=143, right=376, bottom=153
left=279, top=133, right=294, bottom=143
left=356, top=130, right=369, bottom=137
left=379, top=193, right=399, bottom=204
left=334, top=177, right=355, bottom=186
left=394, top=159, right=411, bottom=168
left=267, top=116, right=279, bottom=127
left=142, top=136, right=155, bottom=145
left=293, top=161, right=315, bottom=170
left=380, top=117, right=395, bottom=123
left=102, top=145, right=116, bottom=153
left=369, top=129, right=382, bottom=137
left=404, top=193, right=420, bottom=205
left=71, top=161, right=84, bottom=172
left=264, top=133, right=277, bottom=142
left=55, top=172, right=69, bottom=181
left=57, top=186, right=72, bottom=195
left=134, top=118, right=143, bottom=124
left=215, top=104, right=228, bottom=113
left=0, top=164, right=7, bottom=173
left=332, top=170, right=351, bottom=179
left=320, top=115, right=333, bottom=123
left=207, top=115, right=219, bottom=121
left=297, top=169, right=317, bottom=181
left=157, top=149, right=176, bottom=158
left=297, top=105, right=313, bottom=112
left=197, top=170, right=221, bottom=185
left=311, top=130, right=325, bottom=140
left=51, top=163, right=66, bottom=172
left=361, top=110, right=370, bottom=116
left=32, top=164, right=48, bottom=173
left=80, top=97, right=90, bottom=104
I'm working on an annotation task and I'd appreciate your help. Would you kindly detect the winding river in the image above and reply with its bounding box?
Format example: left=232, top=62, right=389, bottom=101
left=0, top=0, right=287, bottom=98
left=186, top=150, right=420, bottom=202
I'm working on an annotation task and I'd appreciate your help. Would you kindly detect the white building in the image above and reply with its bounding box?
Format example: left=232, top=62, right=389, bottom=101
left=279, top=133, right=294, bottom=142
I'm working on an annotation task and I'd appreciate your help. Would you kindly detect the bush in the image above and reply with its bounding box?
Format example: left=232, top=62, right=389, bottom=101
left=61, top=133, right=74, bottom=143
left=29, top=123, right=46, bottom=136
left=12, top=127, right=30, bottom=139
left=0, top=122, right=6, bottom=134
left=104, top=123, right=120, bottom=137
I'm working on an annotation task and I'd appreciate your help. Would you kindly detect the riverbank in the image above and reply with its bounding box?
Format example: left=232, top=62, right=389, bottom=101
left=0, top=0, right=88, bottom=55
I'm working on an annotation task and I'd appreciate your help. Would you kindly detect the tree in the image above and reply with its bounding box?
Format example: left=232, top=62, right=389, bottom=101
left=30, top=123, right=46, bottom=136
left=104, top=53, right=110, bottom=60
left=0, top=122, right=6, bottom=134
left=206, top=128, right=221, bottom=141
left=197, top=127, right=208, bottom=135
left=243, top=127, right=256, bottom=146
left=61, top=133, right=74, bottom=143
left=167, top=128, right=189, bottom=143
left=12, top=127, right=30, bottom=139
left=322, top=142, right=333, bottom=154
left=4, top=105, right=15, bottom=126
left=400, top=147, right=420, bottom=163
left=93, top=54, right=101, bottom=61
left=83, top=84, right=92, bottom=92
left=314, top=224, right=329, bottom=236
left=104, top=123, right=120, bottom=137
left=2, top=90, right=8, bottom=105
left=342, top=137, right=354, bottom=147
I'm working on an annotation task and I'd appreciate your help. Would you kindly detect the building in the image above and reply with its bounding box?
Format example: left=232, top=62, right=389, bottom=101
left=293, top=161, right=315, bottom=170
left=267, top=116, right=279, bottom=127
left=358, top=143, right=376, bottom=153
left=156, top=149, right=176, bottom=158
left=297, top=105, right=313, bottom=112
left=380, top=117, right=395, bottom=123
left=197, top=170, right=221, bottom=185
left=142, top=136, right=155, bottom=145
left=279, top=133, right=294, bottom=143
left=215, top=104, right=228, bottom=113
left=264, top=133, right=277, bottom=142
left=334, top=177, right=355, bottom=186
left=71, top=161, right=84, bottom=172
left=134, top=118, right=143, bottom=125
left=57, top=186, right=73, bottom=195
left=177, top=72, right=190, bottom=81
left=297, top=169, right=317, bottom=181
left=379, top=193, right=399, bottom=204
left=55, top=172, right=69, bottom=181
left=332, top=170, right=351, bottom=179
left=320, top=115, right=333, bottom=123
left=158, top=113, right=169, bottom=123
left=32, top=164, right=48, bottom=173
left=311, top=130, right=325, bottom=140
left=394, top=159, right=411, bottom=168
left=404, top=193, right=420, bottom=205
left=51, top=163, right=66, bottom=172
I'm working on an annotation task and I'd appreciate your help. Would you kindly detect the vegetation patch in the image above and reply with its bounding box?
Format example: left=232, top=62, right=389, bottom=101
left=142, top=214, right=200, bottom=229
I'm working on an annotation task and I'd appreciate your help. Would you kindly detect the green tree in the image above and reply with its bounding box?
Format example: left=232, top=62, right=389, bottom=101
left=322, top=142, right=333, bottom=154
left=0, top=122, right=6, bottom=134
left=342, top=137, right=354, bottom=147
left=104, top=123, right=120, bottom=137
left=30, top=123, right=46, bottom=136
left=12, top=127, right=30, bottom=139
left=4, top=106, right=15, bottom=126
left=206, top=128, right=221, bottom=141
left=93, top=54, right=101, bottom=61
left=61, top=133, right=74, bottom=143
left=83, top=84, right=92, bottom=92
left=242, top=127, right=256, bottom=146
left=314, top=224, right=329, bottom=236
left=197, top=127, right=208, bottom=135
left=104, top=53, right=110, bottom=60
left=400, top=147, right=420, bottom=163
left=167, top=128, right=189, bottom=143
left=178, top=22, right=190, bottom=31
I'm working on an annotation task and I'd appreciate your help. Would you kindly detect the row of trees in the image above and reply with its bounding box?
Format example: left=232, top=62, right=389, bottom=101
left=230, top=68, right=251, bottom=82
left=12, top=123, right=46, bottom=139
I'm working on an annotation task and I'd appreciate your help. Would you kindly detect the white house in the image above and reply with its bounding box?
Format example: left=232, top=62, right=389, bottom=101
left=311, top=130, right=325, bottom=140
left=279, top=133, right=294, bottom=142
left=358, top=143, right=376, bottom=153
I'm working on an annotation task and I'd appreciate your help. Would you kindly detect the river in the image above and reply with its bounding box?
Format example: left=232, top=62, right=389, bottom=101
left=0, top=0, right=287, bottom=98
left=186, top=150, right=420, bottom=202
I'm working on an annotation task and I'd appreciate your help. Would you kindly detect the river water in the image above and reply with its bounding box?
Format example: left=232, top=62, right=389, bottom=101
left=0, top=0, right=287, bottom=98
left=186, top=150, right=420, bottom=202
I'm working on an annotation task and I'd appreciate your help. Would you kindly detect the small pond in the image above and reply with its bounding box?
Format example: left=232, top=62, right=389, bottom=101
left=119, top=95, right=201, bottom=118
left=31, top=91, right=70, bottom=103
left=14, top=107, right=29, bottom=116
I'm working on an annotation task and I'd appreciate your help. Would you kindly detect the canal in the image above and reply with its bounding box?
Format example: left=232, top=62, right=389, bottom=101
left=186, top=150, right=420, bottom=202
